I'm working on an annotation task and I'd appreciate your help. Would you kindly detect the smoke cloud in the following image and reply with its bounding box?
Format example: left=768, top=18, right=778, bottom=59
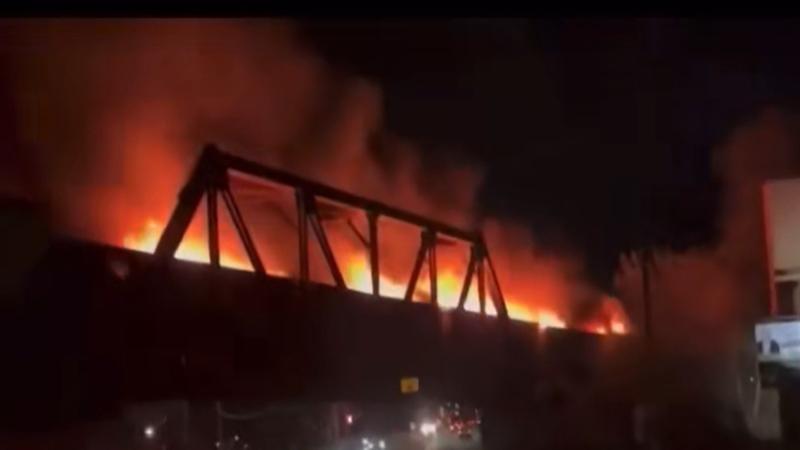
left=616, top=108, right=800, bottom=354
left=614, top=108, right=800, bottom=426
left=0, top=19, right=625, bottom=329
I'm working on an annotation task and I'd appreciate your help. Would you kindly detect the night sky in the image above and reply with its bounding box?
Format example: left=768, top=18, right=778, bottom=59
left=302, top=19, right=800, bottom=289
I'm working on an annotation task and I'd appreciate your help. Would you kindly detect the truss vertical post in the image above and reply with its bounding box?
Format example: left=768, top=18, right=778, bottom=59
left=476, top=246, right=486, bottom=315
left=367, top=210, right=379, bottom=297
left=428, top=229, right=438, bottom=306
left=295, top=189, right=309, bottom=283
left=207, top=187, right=220, bottom=268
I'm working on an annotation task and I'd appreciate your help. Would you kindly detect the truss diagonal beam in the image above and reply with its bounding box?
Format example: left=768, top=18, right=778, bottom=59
left=220, top=187, right=265, bottom=275
left=306, top=196, right=346, bottom=289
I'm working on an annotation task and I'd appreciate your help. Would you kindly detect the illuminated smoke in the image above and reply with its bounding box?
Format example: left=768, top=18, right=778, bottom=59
left=616, top=108, right=800, bottom=354
left=1, top=19, right=627, bottom=331
left=614, top=109, right=800, bottom=421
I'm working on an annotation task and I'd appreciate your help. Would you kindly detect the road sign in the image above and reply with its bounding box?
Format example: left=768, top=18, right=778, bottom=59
left=400, top=377, right=419, bottom=394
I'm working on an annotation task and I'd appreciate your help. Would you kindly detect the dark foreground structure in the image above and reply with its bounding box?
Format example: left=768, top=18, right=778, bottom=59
left=0, top=147, right=641, bottom=449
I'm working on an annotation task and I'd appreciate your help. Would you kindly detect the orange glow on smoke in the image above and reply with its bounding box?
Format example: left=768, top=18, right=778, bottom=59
left=123, top=217, right=624, bottom=335
left=15, top=19, right=628, bottom=337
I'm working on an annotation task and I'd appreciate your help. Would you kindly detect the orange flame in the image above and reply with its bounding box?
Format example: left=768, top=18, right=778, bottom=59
left=343, top=254, right=408, bottom=299
left=122, top=218, right=624, bottom=335
left=534, top=310, right=567, bottom=330
left=123, top=219, right=253, bottom=272
left=10, top=19, right=627, bottom=338
left=610, top=320, right=627, bottom=334
left=581, top=315, right=629, bottom=336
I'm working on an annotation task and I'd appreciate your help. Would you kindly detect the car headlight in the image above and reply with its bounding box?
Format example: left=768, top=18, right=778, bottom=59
left=420, top=422, right=437, bottom=436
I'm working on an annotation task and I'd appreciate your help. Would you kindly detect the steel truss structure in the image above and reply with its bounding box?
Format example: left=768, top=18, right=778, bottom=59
left=155, top=144, right=509, bottom=319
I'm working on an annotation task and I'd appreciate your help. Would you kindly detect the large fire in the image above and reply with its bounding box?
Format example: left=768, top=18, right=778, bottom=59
left=4, top=19, right=630, bottom=338
left=123, top=219, right=253, bottom=272
left=123, top=215, right=626, bottom=335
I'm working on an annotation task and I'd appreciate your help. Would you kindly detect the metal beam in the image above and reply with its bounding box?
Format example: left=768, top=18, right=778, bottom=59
left=217, top=149, right=478, bottom=242
left=207, top=188, right=220, bottom=268
left=477, top=251, right=486, bottom=315
left=368, top=211, right=379, bottom=297
left=155, top=147, right=218, bottom=258
left=307, top=197, right=346, bottom=289
left=220, top=187, right=265, bottom=275
left=457, top=247, right=477, bottom=310
left=484, top=249, right=508, bottom=319
left=428, top=229, right=438, bottom=306
left=405, top=231, right=430, bottom=302
left=295, top=189, right=309, bottom=283
left=346, top=219, right=369, bottom=248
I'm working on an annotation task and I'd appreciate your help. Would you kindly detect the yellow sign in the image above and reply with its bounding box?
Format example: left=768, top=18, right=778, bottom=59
left=400, top=377, right=419, bottom=394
